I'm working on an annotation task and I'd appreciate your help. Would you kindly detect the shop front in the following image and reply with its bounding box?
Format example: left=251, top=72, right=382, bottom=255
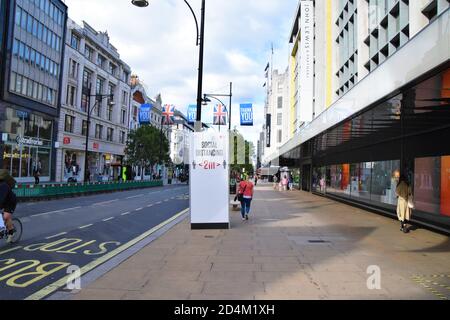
left=1, top=107, right=53, bottom=183
left=280, top=66, right=450, bottom=232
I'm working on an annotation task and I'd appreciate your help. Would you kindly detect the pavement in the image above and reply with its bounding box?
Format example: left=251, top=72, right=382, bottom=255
left=66, top=183, right=450, bottom=300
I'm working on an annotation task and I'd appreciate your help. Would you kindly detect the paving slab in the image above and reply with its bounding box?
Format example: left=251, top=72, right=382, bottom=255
left=69, top=185, right=450, bottom=300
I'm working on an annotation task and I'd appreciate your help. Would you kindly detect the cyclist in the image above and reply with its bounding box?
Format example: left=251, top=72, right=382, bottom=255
left=0, top=169, right=17, bottom=243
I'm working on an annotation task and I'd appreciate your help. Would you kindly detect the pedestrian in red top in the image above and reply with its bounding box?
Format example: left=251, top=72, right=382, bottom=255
left=238, top=174, right=254, bottom=221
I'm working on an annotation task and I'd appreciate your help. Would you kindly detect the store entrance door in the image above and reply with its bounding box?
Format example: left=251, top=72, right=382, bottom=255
left=302, top=164, right=311, bottom=192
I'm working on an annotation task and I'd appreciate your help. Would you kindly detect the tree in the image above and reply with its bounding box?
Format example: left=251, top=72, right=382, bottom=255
left=229, top=129, right=255, bottom=177
left=125, top=125, right=170, bottom=169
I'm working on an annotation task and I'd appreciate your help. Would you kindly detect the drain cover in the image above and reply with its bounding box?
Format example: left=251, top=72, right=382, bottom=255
left=308, top=240, right=329, bottom=243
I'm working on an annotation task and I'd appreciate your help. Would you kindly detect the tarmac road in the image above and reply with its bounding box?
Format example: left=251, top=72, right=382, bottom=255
left=0, top=184, right=190, bottom=300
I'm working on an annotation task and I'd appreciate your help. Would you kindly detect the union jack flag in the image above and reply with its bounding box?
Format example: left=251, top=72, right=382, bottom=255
left=213, top=104, right=227, bottom=126
left=162, top=104, right=175, bottom=125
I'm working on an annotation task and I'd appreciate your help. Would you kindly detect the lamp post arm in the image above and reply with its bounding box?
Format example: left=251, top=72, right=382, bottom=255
left=183, top=0, right=200, bottom=46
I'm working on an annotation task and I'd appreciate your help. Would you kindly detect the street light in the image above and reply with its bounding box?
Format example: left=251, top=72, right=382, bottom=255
left=84, top=91, right=114, bottom=183
left=132, top=0, right=205, bottom=132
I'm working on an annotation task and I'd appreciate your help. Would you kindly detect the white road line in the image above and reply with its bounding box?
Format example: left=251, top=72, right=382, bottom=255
left=121, top=212, right=131, bottom=216
left=156, top=201, right=162, bottom=204
left=31, top=206, right=81, bottom=218
left=102, top=217, right=115, bottom=222
left=126, top=194, right=144, bottom=199
left=146, top=204, right=153, bottom=208
left=164, top=199, right=169, bottom=202
left=135, top=208, right=143, bottom=211
left=45, top=232, right=67, bottom=240
left=79, top=224, right=93, bottom=229
left=92, top=199, right=119, bottom=206
left=0, top=246, right=23, bottom=255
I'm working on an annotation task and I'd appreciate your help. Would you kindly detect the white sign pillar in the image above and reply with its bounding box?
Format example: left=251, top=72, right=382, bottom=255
left=190, top=131, right=230, bottom=229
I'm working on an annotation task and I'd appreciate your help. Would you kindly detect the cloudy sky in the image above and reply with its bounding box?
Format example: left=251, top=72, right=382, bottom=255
left=64, top=0, right=298, bottom=145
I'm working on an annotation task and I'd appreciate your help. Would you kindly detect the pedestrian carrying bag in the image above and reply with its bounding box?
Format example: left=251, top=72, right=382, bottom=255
left=237, top=184, right=247, bottom=202
left=408, top=195, right=415, bottom=209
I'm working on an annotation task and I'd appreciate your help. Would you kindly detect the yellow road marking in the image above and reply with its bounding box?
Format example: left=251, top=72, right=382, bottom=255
left=45, top=232, right=67, bottom=240
left=25, top=208, right=189, bottom=300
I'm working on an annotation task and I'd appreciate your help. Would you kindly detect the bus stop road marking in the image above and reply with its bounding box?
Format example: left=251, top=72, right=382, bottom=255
left=25, top=208, right=189, bottom=300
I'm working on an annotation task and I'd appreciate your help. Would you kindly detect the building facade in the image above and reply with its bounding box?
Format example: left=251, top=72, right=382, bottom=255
left=278, top=0, right=450, bottom=232
left=263, top=68, right=290, bottom=165
left=56, top=18, right=131, bottom=183
left=0, top=0, right=67, bottom=183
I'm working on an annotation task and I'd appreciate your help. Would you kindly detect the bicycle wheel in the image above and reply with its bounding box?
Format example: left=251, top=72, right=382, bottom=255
left=9, top=218, right=23, bottom=244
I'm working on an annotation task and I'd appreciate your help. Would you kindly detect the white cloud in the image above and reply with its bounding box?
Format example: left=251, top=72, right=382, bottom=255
left=64, top=0, right=298, bottom=146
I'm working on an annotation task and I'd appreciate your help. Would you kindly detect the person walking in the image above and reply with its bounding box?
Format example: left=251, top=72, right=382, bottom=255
left=289, top=174, right=294, bottom=191
left=396, top=175, right=413, bottom=233
left=273, top=175, right=278, bottom=190
left=281, top=175, right=288, bottom=191
left=33, top=163, right=40, bottom=185
left=237, top=174, right=254, bottom=221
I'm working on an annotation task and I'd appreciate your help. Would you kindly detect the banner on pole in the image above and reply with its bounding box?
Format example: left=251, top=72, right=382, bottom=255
left=240, top=103, right=253, bottom=126
left=139, top=103, right=153, bottom=125
left=213, top=104, right=228, bottom=126
left=187, top=105, right=197, bottom=124
left=162, top=104, right=175, bottom=125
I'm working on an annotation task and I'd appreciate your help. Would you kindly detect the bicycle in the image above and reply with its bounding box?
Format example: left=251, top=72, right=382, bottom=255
left=0, top=215, right=23, bottom=244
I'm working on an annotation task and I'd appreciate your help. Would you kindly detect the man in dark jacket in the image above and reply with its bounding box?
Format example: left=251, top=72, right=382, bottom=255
left=0, top=169, right=17, bottom=243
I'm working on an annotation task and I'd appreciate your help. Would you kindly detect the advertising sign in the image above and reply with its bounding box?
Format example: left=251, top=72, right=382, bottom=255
left=139, top=103, right=152, bottom=125
left=266, top=114, right=271, bottom=148
left=299, top=0, right=314, bottom=123
left=187, top=105, right=197, bottom=124
left=190, top=131, right=229, bottom=229
left=240, top=104, right=253, bottom=126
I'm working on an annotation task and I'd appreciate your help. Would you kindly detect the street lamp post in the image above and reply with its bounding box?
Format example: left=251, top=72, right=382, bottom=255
left=84, top=91, right=114, bottom=183
left=131, top=0, right=205, bottom=132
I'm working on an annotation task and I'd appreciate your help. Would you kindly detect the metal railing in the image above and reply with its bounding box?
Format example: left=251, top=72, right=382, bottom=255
left=14, top=180, right=163, bottom=199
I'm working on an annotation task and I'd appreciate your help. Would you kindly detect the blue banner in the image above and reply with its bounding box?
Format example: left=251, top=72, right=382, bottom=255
left=139, top=103, right=153, bottom=124
left=240, top=103, right=253, bottom=126
left=187, top=105, right=197, bottom=124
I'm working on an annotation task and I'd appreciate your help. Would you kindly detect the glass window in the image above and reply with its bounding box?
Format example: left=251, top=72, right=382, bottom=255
left=95, top=124, right=103, bottom=139
left=30, top=49, right=36, bottom=66
left=12, top=39, right=19, bottom=56
left=37, top=148, right=50, bottom=177
left=371, top=160, right=400, bottom=205
left=64, top=115, right=74, bottom=133
left=15, top=74, right=22, bottom=93
left=277, top=96, right=283, bottom=109
left=33, top=82, right=38, bottom=99
left=81, top=93, right=89, bottom=112
left=27, top=14, right=32, bottom=33
left=27, top=79, right=34, bottom=97
left=277, top=113, right=282, bottom=126
left=20, top=11, right=27, bottom=29
left=24, top=45, right=30, bottom=61
left=121, top=109, right=126, bottom=124
left=19, top=42, right=25, bottom=59
left=9, top=72, right=16, bottom=92
left=21, top=77, right=28, bottom=95
left=38, top=22, right=43, bottom=39
left=71, top=33, right=80, bottom=50
left=82, top=120, right=88, bottom=136
left=15, top=7, right=21, bottom=26
left=83, top=69, right=92, bottom=88
left=350, top=162, right=372, bottom=200
left=32, top=19, right=38, bottom=36
left=107, top=128, right=113, bottom=142
left=107, top=104, right=113, bottom=121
